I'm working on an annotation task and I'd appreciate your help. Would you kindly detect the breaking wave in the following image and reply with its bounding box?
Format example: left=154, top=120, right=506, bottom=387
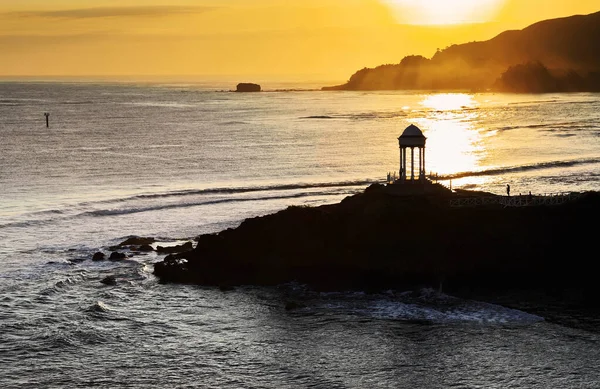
left=0, top=180, right=379, bottom=229
left=438, top=158, right=600, bottom=180
left=495, top=120, right=599, bottom=132
left=81, top=188, right=359, bottom=218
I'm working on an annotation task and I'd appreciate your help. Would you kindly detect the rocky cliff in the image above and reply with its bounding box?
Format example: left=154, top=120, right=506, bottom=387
left=154, top=184, right=600, bottom=301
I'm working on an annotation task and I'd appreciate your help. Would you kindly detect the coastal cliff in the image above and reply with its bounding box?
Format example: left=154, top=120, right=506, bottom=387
left=154, top=184, right=600, bottom=299
left=323, top=11, right=600, bottom=93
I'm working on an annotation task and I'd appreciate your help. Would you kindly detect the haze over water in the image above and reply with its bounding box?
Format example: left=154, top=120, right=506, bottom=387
left=1, top=82, right=599, bottom=388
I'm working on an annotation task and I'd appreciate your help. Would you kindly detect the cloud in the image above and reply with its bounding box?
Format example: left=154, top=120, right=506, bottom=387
left=8, top=6, right=216, bottom=19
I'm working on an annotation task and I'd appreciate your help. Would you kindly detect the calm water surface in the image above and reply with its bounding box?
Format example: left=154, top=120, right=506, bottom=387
left=1, top=82, right=599, bottom=388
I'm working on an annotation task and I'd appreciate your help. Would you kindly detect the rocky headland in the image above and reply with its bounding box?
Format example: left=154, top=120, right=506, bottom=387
left=153, top=183, right=600, bottom=306
left=322, top=11, right=600, bottom=93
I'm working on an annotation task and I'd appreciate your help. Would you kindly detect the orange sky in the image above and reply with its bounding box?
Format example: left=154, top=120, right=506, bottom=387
left=0, top=0, right=598, bottom=81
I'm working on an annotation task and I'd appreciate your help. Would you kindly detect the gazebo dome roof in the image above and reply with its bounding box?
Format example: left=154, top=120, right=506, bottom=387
left=398, top=124, right=426, bottom=147
left=399, top=124, right=425, bottom=139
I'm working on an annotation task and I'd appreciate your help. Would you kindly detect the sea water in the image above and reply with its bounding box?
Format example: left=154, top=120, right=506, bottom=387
left=1, top=82, right=599, bottom=388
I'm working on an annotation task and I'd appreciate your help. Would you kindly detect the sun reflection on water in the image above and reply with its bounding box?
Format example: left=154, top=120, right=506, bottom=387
left=421, top=93, right=477, bottom=111
left=412, top=94, right=490, bottom=186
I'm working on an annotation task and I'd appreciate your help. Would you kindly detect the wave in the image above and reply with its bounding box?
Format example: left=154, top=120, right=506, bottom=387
left=507, top=99, right=559, bottom=106
left=219, top=121, right=248, bottom=125
left=270, top=88, right=320, bottom=92
left=58, top=100, right=96, bottom=105
left=86, top=301, right=111, bottom=313
left=300, top=111, right=406, bottom=120
left=0, top=98, right=47, bottom=106
left=367, top=298, right=543, bottom=324
left=39, top=275, right=86, bottom=296
left=495, top=120, right=598, bottom=132
left=82, top=188, right=361, bottom=218
left=308, top=288, right=544, bottom=324
left=100, top=179, right=380, bottom=203
left=122, top=101, right=197, bottom=108
left=0, top=180, right=379, bottom=229
left=437, top=158, right=600, bottom=180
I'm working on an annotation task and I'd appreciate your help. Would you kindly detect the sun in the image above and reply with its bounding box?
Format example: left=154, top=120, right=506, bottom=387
left=381, top=0, right=506, bottom=25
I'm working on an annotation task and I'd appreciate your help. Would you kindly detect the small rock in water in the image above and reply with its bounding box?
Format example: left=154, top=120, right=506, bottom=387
left=109, top=252, right=127, bottom=261
left=138, top=244, right=155, bottom=252
left=92, top=252, right=106, bottom=261
left=236, top=83, right=261, bottom=92
left=118, top=237, right=155, bottom=247
left=100, top=275, right=117, bottom=285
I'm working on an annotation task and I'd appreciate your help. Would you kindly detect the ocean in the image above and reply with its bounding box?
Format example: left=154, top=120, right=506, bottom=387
left=1, top=82, right=599, bottom=388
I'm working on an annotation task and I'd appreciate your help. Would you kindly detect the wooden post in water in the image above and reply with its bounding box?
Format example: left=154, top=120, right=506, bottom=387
left=44, top=112, right=50, bottom=128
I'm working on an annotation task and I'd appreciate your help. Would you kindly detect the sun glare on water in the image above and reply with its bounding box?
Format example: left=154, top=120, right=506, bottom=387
left=382, top=0, right=506, bottom=25
left=413, top=94, right=488, bottom=186
left=421, top=93, right=476, bottom=111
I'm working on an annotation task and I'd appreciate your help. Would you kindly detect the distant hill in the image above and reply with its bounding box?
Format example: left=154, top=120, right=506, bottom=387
left=323, top=11, right=600, bottom=93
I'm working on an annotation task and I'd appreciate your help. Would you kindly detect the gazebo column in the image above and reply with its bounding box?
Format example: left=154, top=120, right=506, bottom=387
left=422, top=147, right=426, bottom=180
left=418, top=147, right=422, bottom=180
left=402, top=147, right=406, bottom=181
left=399, top=148, right=402, bottom=181
left=410, top=147, right=415, bottom=181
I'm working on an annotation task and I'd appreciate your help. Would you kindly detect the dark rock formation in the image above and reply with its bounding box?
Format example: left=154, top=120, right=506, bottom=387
left=154, top=184, right=599, bottom=303
left=137, top=244, right=155, bottom=252
left=109, top=251, right=127, bottom=261
left=156, top=241, right=193, bottom=254
left=92, top=252, right=105, bottom=261
left=236, top=83, right=261, bottom=92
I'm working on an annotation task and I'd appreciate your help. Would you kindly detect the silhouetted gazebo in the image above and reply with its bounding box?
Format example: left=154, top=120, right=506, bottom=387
left=398, top=124, right=427, bottom=183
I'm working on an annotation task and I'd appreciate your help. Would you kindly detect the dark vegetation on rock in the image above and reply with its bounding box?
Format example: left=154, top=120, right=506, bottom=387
left=236, top=83, right=261, bottom=92
left=153, top=184, right=600, bottom=305
left=323, top=11, right=600, bottom=93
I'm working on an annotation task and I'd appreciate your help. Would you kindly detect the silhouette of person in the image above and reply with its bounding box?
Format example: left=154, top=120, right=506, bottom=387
left=506, top=184, right=511, bottom=197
